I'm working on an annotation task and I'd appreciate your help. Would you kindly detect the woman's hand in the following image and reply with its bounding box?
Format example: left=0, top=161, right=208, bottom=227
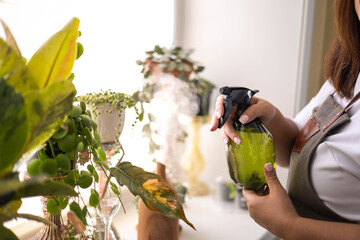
left=209, top=95, right=277, bottom=144
left=242, top=163, right=299, bottom=238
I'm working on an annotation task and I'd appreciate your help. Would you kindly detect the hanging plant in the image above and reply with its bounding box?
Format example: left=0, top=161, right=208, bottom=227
left=75, top=90, right=144, bottom=152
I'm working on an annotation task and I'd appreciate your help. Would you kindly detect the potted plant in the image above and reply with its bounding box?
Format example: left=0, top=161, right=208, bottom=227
left=136, top=45, right=215, bottom=116
left=0, top=19, right=195, bottom=240
left=75, top=89, right=144, bottom=152
left=0, top=17, right=81, bottom=239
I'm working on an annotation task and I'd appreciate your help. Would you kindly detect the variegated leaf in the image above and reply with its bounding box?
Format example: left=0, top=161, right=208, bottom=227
left=110, top=162, right=195, bottom=230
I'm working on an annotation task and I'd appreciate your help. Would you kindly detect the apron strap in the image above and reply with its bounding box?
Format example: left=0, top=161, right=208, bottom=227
left=323, top=90, right=360, bottom=131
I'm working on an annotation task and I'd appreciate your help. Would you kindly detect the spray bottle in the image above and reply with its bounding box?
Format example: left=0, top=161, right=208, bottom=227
left=218, top=86, right=276, bottom=190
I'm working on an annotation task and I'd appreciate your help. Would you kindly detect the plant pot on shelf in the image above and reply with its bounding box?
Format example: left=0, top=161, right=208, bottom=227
left=144, top=58, right=193, bottom=81
left=90, top=102, right=126, bottom=144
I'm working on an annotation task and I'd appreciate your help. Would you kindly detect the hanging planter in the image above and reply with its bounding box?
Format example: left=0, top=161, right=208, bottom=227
left=76, top=90, right=143, bottom=147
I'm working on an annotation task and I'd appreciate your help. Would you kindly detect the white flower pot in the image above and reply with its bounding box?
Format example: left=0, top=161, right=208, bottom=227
left=90, top=102, right=126, bottom=143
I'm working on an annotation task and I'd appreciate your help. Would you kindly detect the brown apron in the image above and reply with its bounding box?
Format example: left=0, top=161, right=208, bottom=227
left=288, top=92, right=360, bottom=223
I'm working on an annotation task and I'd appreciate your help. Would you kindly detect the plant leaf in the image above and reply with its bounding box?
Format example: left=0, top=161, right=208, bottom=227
left=110, top=162, right=195, bottom=230
left=0, top=39, right=37, bottom=94
left=15, top=180, right=77, bottom=198
left=23, top=79, right=76, bottom=154
left=0, top=79, right=28, bottom=173
left=12, top=213, right=57, bottom=228
left=0, top=225, right=18, bottom=240
left=0, top=19, right=21, bottom=56
left=27, top=17, right=80, bottom=89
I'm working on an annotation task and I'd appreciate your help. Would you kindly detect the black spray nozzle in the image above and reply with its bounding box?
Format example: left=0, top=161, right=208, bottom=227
left=218, top=87, right=259, bottom=129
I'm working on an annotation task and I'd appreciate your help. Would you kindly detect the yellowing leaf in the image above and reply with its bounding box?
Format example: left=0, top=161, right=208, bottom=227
left=27, top=17, right=80, bottom=89
left=110, top=162, right=195, bottom=230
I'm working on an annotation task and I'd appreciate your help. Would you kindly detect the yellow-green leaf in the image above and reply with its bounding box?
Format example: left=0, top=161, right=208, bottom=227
left=0, top=19, right=21, bottom=56
left=0, top=39, right=37, bottom=93
left=110, top=162, right=195, bottom=230
left=23, top=79, right=76, bottom=154
left=27, top=17, right=80, bottom=89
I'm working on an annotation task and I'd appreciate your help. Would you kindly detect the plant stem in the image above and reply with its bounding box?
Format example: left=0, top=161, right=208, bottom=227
left=100, top=145, right=125, bottom=200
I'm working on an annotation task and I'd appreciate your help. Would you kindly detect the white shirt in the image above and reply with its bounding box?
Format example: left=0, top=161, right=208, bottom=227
left=292, top=74, right=360, bottom=222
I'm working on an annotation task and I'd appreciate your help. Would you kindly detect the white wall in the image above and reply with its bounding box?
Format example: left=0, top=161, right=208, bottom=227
left=176, top=0, right=309, bottom=187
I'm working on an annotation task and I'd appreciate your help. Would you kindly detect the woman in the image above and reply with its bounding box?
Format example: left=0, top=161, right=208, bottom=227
left=210, top=0, right=360, bottom=239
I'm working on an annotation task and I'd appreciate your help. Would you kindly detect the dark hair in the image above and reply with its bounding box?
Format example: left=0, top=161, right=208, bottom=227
left=324, top=0, right=360, bottom=98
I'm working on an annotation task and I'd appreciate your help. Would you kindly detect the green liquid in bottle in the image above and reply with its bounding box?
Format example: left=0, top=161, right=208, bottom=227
left=226, top=121, right=276, bottom=190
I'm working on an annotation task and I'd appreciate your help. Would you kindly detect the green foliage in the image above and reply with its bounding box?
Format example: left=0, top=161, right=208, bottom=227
left=0, top=17, right=81, bottom=237
left=0, top=17, right=80, bottom=176
left=110, top=161, right=195, bottom=230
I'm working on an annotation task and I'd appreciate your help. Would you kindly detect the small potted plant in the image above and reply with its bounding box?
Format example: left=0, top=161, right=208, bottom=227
left=75, top=90, right=144, bottom=151
left=136, top=45, right=215, bottom=116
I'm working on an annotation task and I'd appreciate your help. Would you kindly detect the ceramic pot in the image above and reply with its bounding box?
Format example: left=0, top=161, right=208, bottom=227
left=90, top=102, right=126, bottom=144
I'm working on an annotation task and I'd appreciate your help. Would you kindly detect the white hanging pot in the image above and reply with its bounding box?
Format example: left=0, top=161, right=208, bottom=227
left=90, top=102, right=126, bottom=143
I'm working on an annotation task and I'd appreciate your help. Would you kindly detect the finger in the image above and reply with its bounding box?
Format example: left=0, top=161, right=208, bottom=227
left=239, top=104, right=261, bottom=124
left=209, top=95, right=225, bottom=131
left=264, top=163, right=281, bottom=190
left=242, top=188, right=257, bottom=202
left=223, top=119, right=241, bottom=144
left=209, top=112, right=220, bottom=131
left=221, top=127, right=230, bottom=144
left=215, top=94, right=225, bottom=117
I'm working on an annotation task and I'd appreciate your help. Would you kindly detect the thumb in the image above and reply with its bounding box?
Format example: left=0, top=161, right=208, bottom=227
left=264, top=162, right=281, bottom=190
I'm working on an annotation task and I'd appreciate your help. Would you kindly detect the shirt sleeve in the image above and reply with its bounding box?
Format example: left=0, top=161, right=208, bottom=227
left=292, top=80, right=335, bottom=130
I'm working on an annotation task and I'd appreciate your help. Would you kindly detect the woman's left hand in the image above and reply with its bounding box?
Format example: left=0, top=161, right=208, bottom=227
left=243, top=163, right=299, bottom=238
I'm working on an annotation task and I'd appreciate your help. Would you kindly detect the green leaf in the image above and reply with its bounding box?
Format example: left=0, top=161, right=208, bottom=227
left=0, top=199, right=22, bottom=219
left=84, top=127, right=92, bottom=145
left=89, top=190, right=99, bottom=207
left=46, top=198, right=59, bottom=215
left=26, top=158, right=42, bottom=176
left=63, top=170, right=78, bottom=186
left=57, top=133, right=76, bottom=153
left=97, top=148, right=106, bottom=162
left=0, top=79, right=28, bottom=173
left=77, top=174, right=93, bottom=189
left=76, top=42, right=84, bottom=60
left=167, top=61, right=176, bottom=72
left=55, top=153, right=71, bottom=173
left=52, top=126, right=68, bottom=139
left=69, top=202, right=87, bottom=225
left=96, top=161, right=109, bottom=171
left=16, top=180, right=77, bottom=198
left=57, top=196, right=69, bottom=210
left=110, top=185, right=120, bottom=195
left=70, top=105, right=82, bottom=118
left=27, top=17, right=80, bottom=89
left=39, top=158, right=58, bottom=177
left=195, top=66, right=205, bottom=73
left=77, top=141, right=85, bottom=152
left=87, top=165, right=99, bottom=183
left=110, top=162, right=195, bottom=230
left=23, top=78, right=76, bottom=155
left=9, top=213, right=57, bottom=228
left=0, top=225, right=18, bottom=240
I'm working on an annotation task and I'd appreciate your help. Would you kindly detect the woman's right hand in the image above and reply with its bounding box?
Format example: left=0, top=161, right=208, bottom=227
left=209, top=94, right=277, bottom=145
